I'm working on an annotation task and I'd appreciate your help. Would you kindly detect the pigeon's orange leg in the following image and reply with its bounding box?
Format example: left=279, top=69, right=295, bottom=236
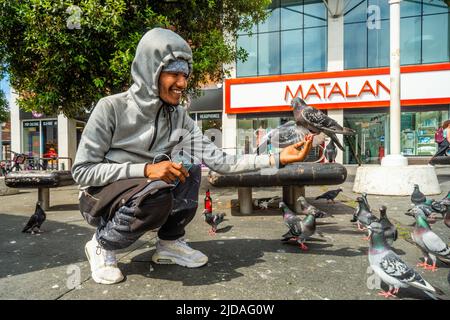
left=377, top=288, right=397, bottom=298
left=416, top=257, right=433, bottom=270
left=208, top=228, right=217, bottom=236
left=424, top=262, right=438, bottom=272
left=298, top=243, right=308, bottom=251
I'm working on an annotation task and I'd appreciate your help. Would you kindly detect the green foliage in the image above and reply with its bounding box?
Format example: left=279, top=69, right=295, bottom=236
left=0, top=0, right=270, bottom=118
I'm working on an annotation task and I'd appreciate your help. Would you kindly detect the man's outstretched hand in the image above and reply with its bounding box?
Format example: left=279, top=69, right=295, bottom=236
left=279, top=134, right=314, bottom=165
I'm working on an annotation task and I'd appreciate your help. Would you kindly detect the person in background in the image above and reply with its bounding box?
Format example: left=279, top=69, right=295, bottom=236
left=432, top=120, right=450, bottom=158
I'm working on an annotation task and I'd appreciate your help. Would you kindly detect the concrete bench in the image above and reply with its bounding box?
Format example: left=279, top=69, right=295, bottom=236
left=429, top=156, right=450, bottom=165
left=4, top=170, right=75, bottom=210
left=208, top=163, right=347, bottom=214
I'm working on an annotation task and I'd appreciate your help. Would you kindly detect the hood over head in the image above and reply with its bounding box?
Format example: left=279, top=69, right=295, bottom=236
left=128, top=28, right=193, bottom=115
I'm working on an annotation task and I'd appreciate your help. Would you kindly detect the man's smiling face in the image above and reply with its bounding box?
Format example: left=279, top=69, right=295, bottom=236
left=158, top=71, right=188, bottom=106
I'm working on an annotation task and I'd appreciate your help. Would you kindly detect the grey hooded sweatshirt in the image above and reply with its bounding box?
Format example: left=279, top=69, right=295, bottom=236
left=72, top=28, right=272, bottom=188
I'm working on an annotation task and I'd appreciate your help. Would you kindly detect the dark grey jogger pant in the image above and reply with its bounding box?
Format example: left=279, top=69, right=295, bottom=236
left=81, top=164, right=201, bottom=251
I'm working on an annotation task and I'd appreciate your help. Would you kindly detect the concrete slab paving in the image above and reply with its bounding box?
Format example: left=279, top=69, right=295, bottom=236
left=0, top=171, right=449, bottom=300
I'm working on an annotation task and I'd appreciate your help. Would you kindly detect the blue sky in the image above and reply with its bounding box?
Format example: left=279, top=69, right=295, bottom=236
left=0, top=74, right=10, bottom=107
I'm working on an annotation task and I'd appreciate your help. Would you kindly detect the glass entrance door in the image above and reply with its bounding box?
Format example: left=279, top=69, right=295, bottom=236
left=344, top=112, right=388, bottom=164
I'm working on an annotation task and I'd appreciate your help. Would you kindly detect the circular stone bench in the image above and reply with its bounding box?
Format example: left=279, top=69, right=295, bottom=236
left=208, top=163, right=347, bottom=214
left=5, top=170, right=75, bottom=210
left=429, top=156, right=450, bottom=165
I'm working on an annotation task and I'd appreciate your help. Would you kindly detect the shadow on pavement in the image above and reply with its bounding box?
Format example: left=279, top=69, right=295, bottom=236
left=0, top=213, right=148, bottom=279
left=125, top=238, right=367, bottom=286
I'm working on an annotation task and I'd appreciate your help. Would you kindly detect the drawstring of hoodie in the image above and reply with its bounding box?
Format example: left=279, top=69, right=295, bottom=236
left=163, top=104, right=175, bottom=142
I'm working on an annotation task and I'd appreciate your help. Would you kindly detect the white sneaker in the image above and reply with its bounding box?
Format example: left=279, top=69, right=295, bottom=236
left=152, top=238, right=208, bottom=268
left=84, top=235, right=124, bottom=285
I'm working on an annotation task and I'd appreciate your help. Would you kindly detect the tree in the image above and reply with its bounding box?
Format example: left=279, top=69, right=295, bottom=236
left=0, top=0, right=270, bottom=118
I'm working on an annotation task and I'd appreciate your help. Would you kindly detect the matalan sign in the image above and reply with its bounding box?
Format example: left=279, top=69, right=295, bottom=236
left=284, top=79, right=389, bottom=101
left=224, top=64, right=450, bottom=113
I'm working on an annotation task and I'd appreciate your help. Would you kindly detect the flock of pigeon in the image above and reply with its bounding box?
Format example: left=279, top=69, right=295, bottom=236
left=278, top=185, right=450, bottom=300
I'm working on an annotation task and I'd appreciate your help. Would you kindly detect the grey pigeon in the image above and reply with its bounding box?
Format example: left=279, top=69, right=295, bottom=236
left=438, top=191, right=450, bottom=207
left=424, top=199, right=448, bottom=216
left=325, top=140, right=337, bottom=163
left=406, top=203, right=439, bottom=220
left=355, top=197, right=378, bottom=233
left=379, top=205, right=398, bottom=247
left=279, top=201, right=317, bottom=251
left=22, top=201, right=46, bottom=234
left=254, top=196, right=281, bottom=210
left=411, top=184, right=426, bottom=205
left=291, top=97, right=355, bottom=151
left=445, top=211, right=450, bottom=229
left=297, top=196, right=333, bottom=218
left=203, top=209, right=225, bottom=236
left=410, top=208, right=450, bottom=272
left=351, top=192, right=370, bottom=223
left=255, top=121, right=325, bottom=154
left=315, top=188, right=343, bottom=203
left=367, top=222, right=445, bottom=299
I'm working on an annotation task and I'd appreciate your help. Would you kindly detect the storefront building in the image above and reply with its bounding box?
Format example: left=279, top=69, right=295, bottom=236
left=224, top=0, right=450, bottom=164
left=9, top=90, right=86, bottom=170
left=188, top=87, right=223, bottom=149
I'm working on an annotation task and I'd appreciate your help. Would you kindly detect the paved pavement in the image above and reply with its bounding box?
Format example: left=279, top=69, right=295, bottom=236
left=0, top=167, right=449, bottom=300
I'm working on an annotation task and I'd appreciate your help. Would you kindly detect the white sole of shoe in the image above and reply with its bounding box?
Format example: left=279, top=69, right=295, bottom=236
left=84, top=244, right=123, bottom=285
left=152, top=253, right=207, bottom=268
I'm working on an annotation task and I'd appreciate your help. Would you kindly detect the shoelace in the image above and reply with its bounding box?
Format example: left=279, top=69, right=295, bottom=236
left=96, top=245, right=117, bottom=266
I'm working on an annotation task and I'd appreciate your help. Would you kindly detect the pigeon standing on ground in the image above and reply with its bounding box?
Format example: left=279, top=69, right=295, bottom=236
left=254, top=196, right=281, bottom=210
left=351, top=192, right=370, bottom=223
left=411, top=184, right=426, bottom=205
left=324, top=140, right=337, bottom=163
left=379, top=206, right=398, bottom=247
left=438, top=191, right=450, bottom=207
left=355, top=197, right=378, bottom=237
left=406, top=203, right=440, bottom=221
left=367, top=222, right=444, bottom=299
left=315, top=188, right=343, bottom=203
left=279, top=201, right=320, bottom=251
left=22, top=201, right=46, bottom=234
left=424, top=199, right=448, bottom=217
left=297, top=196, right=332, bottom=218
left=203, top=209, right=225, bottom=236
left=291, top=97, right=355, bottom=151
left=445, top=211, right=450, bottom=229
left=410, top=208, right=450, bottom=272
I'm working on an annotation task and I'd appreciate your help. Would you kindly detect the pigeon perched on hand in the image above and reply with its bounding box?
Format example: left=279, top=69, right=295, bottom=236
left=379, top=205, right=398, bottom=247
left=411, top=209, right=450, bottom=272
left=297, top=196, right=332, bottom=218
left=367, top=222, right=445, bottom=299
left=22, top=201, right=46, bottom=234
left=411, top=184, right=426, bottom=205
left=203, top=209, right=225, bottom=236
left=315, top=188, right=343, bottom=203
left=255, top=121, right=326, bottom=154
left=280, top=201, right=317, bottom=251
left=325, top=140, right=337, bottom=163
left=291, top=97, right=355, bottom=151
